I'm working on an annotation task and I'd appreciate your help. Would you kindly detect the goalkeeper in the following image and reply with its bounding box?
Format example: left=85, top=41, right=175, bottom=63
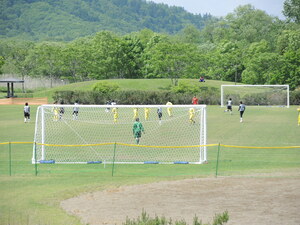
left=133, top=118, right=145, bottom=144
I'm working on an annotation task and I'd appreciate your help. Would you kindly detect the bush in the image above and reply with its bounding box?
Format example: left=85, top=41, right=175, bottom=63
left=92, top=81, right=119, bottom=93
left=53, top=90, right=187, bottom=105
left=290, top=89, right=300, bottom=105
left=53, top=88, right=299, bottom=106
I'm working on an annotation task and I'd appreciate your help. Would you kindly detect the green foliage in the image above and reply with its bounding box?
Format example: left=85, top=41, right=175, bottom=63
left=290, top=88, right=300, bottom=104
left=0, top=56, right=4, bottom=73
left=170, top=81, right=220, bottom=104
left=171, top=81, right=200, bottom=94
left=212, top=211, right=229, bottom=225
left=0, top=0, right=212, bottom=41
left=92, top=81, right=120, bottom=93
left=53, top=89, right=197, bottom=105
left=1, top=1, right=300, bottom=90
left=123, top=210, right=229, bottom=225
left=283, top=0, right=300, bottom=23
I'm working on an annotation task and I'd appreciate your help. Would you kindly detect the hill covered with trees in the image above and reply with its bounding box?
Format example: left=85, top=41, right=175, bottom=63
left=0, top=0, right=213, bottom=41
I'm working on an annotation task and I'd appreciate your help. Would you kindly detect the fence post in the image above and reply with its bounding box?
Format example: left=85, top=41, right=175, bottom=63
left=111, top=142, right=117, bottom=177
left=9, top=142, right=12, bottom=176
left=215, top=143, right=221, bottom=178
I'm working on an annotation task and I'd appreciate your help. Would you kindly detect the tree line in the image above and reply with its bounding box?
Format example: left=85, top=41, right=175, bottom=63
left=0, top=4, right=299, bottom=90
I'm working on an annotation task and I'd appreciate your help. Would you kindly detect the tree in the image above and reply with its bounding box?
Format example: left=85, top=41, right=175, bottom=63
left=242, top=53, right=284, bottom=84
left=143, top=40, right=193, bottom=85
left=114, top=35, right=144, bottom=79
left=61, top=38, right=92, bottom=82
left=283, top=0, right=300, bottom=23
left=27, top=42, right=64, bottom=87
left=0, top=40, right=35, bottom=91
left=88, top=31, right=121, bottom=79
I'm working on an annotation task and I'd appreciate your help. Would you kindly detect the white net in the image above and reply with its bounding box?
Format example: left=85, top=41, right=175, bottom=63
left=221, top=85, right=289, bottom=107
left=33, top=104, right=207, bottom=164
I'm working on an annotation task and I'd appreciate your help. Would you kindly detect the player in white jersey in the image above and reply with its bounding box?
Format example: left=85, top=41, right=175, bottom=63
left=224, top=98, right=233, bottom=114
left=238, top=101, right=246, bottom=122
left=24, top=102, right=30, bottom=123
left=73, top=101, right=79, bottom=120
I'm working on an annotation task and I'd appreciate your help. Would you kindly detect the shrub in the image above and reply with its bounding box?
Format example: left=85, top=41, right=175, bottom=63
left=290, top=89, right=300, bottom=105
left=122, top=210, right=229, bottom=225
left=92, top=81, right=119, bottom=93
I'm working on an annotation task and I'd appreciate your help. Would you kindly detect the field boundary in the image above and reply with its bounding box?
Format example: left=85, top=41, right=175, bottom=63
left=1, top=142, right=299, bottom=177
left=1, top=142, right=299, bottom=149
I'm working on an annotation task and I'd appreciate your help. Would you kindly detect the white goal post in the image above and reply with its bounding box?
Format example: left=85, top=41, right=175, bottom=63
left=221, top=85, right=290, bottom=108
left=32, top=104, right=207, bottom=164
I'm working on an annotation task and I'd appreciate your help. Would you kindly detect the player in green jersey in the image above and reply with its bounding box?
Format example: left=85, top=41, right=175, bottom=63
left=133, top=118, right=145, bottom=144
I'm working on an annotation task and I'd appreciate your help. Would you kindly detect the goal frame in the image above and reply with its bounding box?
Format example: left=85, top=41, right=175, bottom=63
left=32, top=104, right=207, bottom=164
left=220, top=85, right=290, bottom=108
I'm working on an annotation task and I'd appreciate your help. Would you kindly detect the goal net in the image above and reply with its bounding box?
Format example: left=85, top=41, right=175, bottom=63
left=221, top=85, right=289, bottom=107
left=32, top=104, right=207, bottom=164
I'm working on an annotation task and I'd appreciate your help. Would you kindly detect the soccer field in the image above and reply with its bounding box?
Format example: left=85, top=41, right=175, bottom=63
left=0, top=105, right=300, bottom=224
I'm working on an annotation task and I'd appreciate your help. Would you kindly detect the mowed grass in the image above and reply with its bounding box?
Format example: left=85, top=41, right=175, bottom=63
left=0, top=104, right=300, bottom=224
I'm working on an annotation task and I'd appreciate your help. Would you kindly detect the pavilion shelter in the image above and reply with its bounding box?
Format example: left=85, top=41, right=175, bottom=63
left=0, top=78, right=24, bottom=98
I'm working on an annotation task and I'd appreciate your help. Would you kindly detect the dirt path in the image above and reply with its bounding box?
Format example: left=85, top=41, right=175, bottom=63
left=61, top=176, right=300, bottom=225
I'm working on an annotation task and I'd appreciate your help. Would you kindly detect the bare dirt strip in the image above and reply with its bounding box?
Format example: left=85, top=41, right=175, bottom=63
left=61, top=175, right=300, bottom=225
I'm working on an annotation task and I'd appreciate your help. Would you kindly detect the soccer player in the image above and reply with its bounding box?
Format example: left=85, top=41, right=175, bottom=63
left=52, top=101, right=59, bottom=121
left=225, top=98, right=233, bottom=114
left=157, top=107, right=162, bottom=124
left=133, top=118, right=145, bottom=144
left=112, top=107, right=118, bottom=123
left=24, top=102, right=30, bottom=123
left=144, top=107, right=150, bottom=120
left=105, top=100, right=111, bottom=112
left=166, top=101, right=173, bottom=117
left=192, top=96, right=198, bottom=105
left=73, top=100, right=79, bottom=120
left=189, top=107, right=195, bottom=124
left=238, top=101, right=246, bottom=122
left=59, top=100, right=65, bottom=120
left=133, top=108, right=139, bottom=121
left=111, top=100, right=116, bottom=106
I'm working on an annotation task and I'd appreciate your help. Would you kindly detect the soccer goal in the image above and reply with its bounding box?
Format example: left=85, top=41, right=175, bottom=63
left=221, top=85, right=290, bottom=108
left=32, top=104, right=207, bottom=164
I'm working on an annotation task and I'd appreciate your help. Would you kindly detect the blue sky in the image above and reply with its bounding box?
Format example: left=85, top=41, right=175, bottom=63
left=147, top=0, right=286, bottom=19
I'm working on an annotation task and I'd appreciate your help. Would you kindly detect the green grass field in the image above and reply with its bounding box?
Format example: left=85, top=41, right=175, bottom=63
left=0, top=99, right=300, bottom=223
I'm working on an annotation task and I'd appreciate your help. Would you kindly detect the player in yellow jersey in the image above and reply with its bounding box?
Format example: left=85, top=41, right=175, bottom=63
left=133, top=108, right=139, bottom=121
left=52, top=101, right=59, bottom=121
left=112, top=107, right=118, bottom=123
left=144, top=107, right=150, bottom=120
left=189, top=107, right=195, bottom=124
left=297, top=107, right=300, bottom=126
left=166, top=101, right=173, bottom=117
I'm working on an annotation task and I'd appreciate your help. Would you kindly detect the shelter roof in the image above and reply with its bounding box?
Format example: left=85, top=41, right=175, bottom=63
left=0, top=78, right=24, bottom=83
